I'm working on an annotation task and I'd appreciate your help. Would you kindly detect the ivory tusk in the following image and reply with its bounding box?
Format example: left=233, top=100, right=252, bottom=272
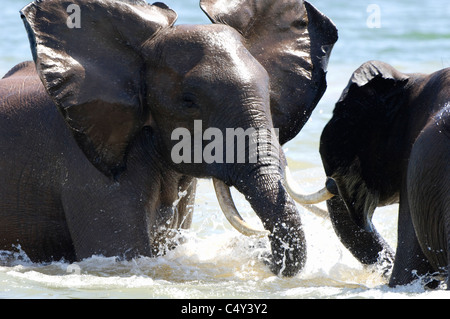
left=213, top=178, right=270, bottom=238
left=301, top=204, right=330, bottom=220
left=283, top=167, right=335, bottom=205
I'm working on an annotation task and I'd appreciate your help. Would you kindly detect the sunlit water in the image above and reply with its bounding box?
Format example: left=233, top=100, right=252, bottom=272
left=0, top=0, right=449, bottom=299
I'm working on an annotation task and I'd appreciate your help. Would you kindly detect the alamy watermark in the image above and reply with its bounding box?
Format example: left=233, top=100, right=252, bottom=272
left=66, top=263, right=81, bottom=275
left=171, top=120, right=279, bottom=165
left=367, top=4, right=381, bottom=29
left=64, top=3, right=382, bottom=30
left=66, top=4, right=81, bottom=29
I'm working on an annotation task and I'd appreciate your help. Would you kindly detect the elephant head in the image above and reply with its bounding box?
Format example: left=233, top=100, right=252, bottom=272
left=288, top=60, right=450, bottom=286
left=320, top=61, right=410, bottom=232
left=287, top=61, right=415, bottom=269
left=200, top=0, right=338, bottom=145
left=21, top=0, right=337, bottom=276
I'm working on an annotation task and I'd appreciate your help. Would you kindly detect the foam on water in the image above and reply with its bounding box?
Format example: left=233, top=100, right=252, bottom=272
left=0, top=171, right=448, bottom=299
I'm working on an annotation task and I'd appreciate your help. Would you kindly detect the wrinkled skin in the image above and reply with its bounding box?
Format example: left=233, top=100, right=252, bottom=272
left=0, top=0, right=337, bottom=277
left=320, top=61, right=450, bottom=286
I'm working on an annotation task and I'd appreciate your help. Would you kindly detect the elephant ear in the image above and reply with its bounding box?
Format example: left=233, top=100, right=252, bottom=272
left=337, top=61, right=409, bottom=113
left=200, top=0, right=338, bottom=144
left=20, top=0, right=177, bottom=177
left=342, top=60, right=409, bottom=92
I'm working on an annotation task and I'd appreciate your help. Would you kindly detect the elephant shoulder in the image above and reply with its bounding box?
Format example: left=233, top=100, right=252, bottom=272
left=433, top=103, right=450, bottom=137
left=435, top=67, right=450, bottom=82
left=2, top=61, right=37, bottom=79
left=0, top=61, right=52, bottom=117
left=1, top=61, right=43, bottom=97
left=425, top=67, right=450, bottom=92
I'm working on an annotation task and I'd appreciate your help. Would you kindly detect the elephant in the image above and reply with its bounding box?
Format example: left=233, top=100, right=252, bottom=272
left=287, top=60, right=450, bottom=286
left=0, top=0, right=337, bottom=277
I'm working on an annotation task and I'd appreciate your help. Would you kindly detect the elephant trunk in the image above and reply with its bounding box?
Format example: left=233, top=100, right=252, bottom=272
left=326, top=196, right=394, bottom=276
left=236, top=166, right=306, bottom=277
left=221, top=134, right=306, bottom=277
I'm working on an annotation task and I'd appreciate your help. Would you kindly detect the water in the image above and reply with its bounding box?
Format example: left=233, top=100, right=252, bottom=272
left=0, top=0, right=449, bottom=299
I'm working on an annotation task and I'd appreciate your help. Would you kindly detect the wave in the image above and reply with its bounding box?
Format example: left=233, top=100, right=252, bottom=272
left=0, top=175, right=447, bottom=298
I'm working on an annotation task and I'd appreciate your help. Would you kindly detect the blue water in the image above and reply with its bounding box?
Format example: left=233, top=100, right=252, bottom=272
left=0, top=0, right=449, bottom=299
left=2, top=0, right=449, bottom=75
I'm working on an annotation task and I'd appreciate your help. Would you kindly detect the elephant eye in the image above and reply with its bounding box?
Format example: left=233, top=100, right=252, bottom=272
left=182, top=93, right=198, bottom=109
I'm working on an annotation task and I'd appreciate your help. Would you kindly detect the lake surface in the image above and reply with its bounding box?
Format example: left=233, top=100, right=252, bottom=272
left=0, top=0, right=449, bottom=299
